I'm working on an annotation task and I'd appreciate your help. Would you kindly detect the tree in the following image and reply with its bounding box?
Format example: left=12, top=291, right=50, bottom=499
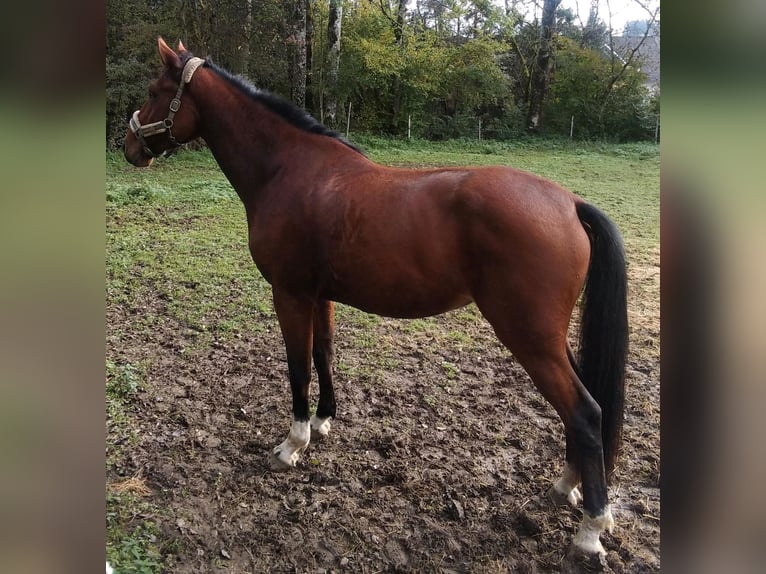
left=599, top=2, right=659, bottom=126
left=241, top=0, right=254, bottom=75
left=105, top=0, right=660, bottom=146
left=288, top=0, right=308, bottom=107
left=325, top=0, right=343, bottom=127
left=545, top=36, right=652, bottom=140
left=526, top=0, right=561, bottom=133
left=305, top=0, right=315, bottom=113
left=391, top=0, right=409, bottom=132
left=623, top=19, right=659, bottom=37
left=430, top=36, right=516, bottom=139
left=581, top=0, right=608, bottom=50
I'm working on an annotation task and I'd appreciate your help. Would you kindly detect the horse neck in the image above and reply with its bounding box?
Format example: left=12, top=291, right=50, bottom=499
left=192, top=73, right=292, bottom=204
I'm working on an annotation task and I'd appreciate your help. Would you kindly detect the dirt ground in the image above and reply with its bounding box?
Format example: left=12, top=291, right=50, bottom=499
left=107, top=250, right=659, bottom=573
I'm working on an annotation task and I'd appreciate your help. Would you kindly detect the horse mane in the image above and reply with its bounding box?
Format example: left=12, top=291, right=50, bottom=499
left=186, top=54, right=365, bottom=156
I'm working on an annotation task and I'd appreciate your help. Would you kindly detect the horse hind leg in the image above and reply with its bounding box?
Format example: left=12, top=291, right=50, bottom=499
left=477, top=297, right=613, bottom=555
left=527, top=350, right=614, bottom=555
left=548, top=344, right=583, bottom=508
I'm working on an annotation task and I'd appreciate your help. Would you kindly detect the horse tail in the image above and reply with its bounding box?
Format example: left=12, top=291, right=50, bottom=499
left=575, top=202, right=629, bottom=479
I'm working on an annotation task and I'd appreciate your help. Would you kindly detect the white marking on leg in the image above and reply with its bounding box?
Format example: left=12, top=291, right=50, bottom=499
left=272, top=420, right=310, bottom=469
left=309, top=415, right=331, bottom=440
left=573, top=505, right=615, bottom=555
left=552, top=462, right=583, bottom=506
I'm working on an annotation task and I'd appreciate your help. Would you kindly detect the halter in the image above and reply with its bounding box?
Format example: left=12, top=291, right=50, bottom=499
left=129, top=57, right=205, bottom=158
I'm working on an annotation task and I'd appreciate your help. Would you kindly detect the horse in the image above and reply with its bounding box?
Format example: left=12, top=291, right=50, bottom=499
left=124, top=38, right=628, bottom=557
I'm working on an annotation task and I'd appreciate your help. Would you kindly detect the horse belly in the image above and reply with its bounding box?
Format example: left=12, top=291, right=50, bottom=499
left=320, top=263, right=472, bottom=319
left=331, top=288, right=472, bottom=319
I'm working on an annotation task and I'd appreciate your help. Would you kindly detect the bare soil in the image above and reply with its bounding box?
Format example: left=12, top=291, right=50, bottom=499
left=106, top=252, right=659, bottom=573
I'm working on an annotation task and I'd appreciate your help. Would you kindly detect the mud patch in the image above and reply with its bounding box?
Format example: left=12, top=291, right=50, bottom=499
left=107, top=272, right=659, bottom=573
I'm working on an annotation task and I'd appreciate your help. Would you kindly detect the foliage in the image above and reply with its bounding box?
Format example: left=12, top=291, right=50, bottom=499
left=545, top=37, right=655, bottom=140
left=106, top=361, right=142, bottom=399
left=106, top=55, right=152, bottom=148
left=106, top=0, right=660, bottom=144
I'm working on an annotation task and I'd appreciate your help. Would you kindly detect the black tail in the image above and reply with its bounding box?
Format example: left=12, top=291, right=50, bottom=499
left=576, top=202, right=628, bottom=479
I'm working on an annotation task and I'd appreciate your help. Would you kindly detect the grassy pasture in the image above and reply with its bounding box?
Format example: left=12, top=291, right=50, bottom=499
left=106, top=138, right=659, bottom=572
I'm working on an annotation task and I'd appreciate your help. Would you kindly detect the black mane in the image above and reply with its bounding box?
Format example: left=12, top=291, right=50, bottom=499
left=198, top=58, right=365, bottom=156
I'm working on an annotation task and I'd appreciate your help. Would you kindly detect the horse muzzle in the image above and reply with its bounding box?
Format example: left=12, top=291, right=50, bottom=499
left=127, top=110, right=177, bottom=160
left=123, top=128, right=154, bottom=167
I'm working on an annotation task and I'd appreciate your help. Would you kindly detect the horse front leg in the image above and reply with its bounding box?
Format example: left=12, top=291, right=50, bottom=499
left=310, top=299, right=336, bottom=440
left=269, top=290, right=314, bottom=471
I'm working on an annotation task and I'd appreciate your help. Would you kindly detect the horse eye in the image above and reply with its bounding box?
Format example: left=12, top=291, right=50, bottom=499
left=148, top=90, right=157, bottom=100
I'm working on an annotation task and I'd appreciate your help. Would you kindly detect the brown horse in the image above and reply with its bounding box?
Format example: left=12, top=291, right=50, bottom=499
left=124, top=38, right=628, bottom=556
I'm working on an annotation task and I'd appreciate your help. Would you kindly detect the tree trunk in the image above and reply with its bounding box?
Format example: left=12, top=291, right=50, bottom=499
left=241, top=0, right=253, bottom=76
left=390, top=0, right=407, bottom=132
left=526, top=0, right=561, bottom=133
left=325, top=0, right=342, bottom=127
left=305, top=0, right=315, bottom=114
left=288, top=0, right=307, bottom=108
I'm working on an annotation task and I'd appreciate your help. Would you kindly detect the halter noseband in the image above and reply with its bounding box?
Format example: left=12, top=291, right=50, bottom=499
left=129, top=57, right=205, bottom=158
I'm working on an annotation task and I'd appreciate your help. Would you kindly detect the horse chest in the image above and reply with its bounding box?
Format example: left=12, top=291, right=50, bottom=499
left=247, top=220, right=319, bottom=289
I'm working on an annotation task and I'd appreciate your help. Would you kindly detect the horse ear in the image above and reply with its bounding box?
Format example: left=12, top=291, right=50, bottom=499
left=177, top=40, right=187, bottom=53
left=158, top=37, right=181, bottom=70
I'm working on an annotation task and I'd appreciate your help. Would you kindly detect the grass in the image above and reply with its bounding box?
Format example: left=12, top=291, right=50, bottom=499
left=106, top=138, right=659, bottom=569
left=106, top=361, right=171, bottom=574
left=106, top=488, right=175, bottom=574
left=106, top=360, right=143, bottom=461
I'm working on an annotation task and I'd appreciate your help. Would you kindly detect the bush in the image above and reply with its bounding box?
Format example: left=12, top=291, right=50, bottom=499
left=544, top=37, right=656, bottom=141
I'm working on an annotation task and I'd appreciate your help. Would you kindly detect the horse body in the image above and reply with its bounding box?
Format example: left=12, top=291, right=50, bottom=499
left=248, top=158, right=589, bottom=321
left=124, top=39, right=628, bottom=558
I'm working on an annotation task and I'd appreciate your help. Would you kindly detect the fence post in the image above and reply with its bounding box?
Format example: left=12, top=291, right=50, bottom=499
left=655, top=115, right=660, bottom=143
left=408, top=114, right=411, bottom=140
left=478, top=118, right=482, bottom=142
left=570, top=115, right=574, bottom=139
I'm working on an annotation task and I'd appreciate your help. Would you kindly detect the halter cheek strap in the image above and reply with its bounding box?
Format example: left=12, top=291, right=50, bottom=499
left=129, top=57, right=205, bottom=158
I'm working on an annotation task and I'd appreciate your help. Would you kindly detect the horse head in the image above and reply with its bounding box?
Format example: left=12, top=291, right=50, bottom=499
left=124, top=38, right=204, bottom=166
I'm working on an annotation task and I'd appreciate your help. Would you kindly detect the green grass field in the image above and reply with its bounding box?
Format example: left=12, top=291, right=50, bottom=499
left=106, top=138, right=659, bottom=572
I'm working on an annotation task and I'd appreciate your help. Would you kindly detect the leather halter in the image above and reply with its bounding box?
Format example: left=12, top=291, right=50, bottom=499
left=129, top=57, right=205, bottom=158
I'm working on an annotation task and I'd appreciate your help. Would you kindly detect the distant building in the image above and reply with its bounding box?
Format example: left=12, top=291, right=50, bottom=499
left=605, top=34, right=660, bottom=92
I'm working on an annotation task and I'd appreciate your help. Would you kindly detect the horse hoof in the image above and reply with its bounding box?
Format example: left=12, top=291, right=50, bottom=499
left=310, top=428, right=326, bottom=442
left=564, top=544, right=610, bottom=572
left=309, top=416, right=331, bottom=441
left=268, top=451, right=294, bottom=472
left=547, top=484, right=582, bottom=508
left=571, top=507, right=613, bottom=558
